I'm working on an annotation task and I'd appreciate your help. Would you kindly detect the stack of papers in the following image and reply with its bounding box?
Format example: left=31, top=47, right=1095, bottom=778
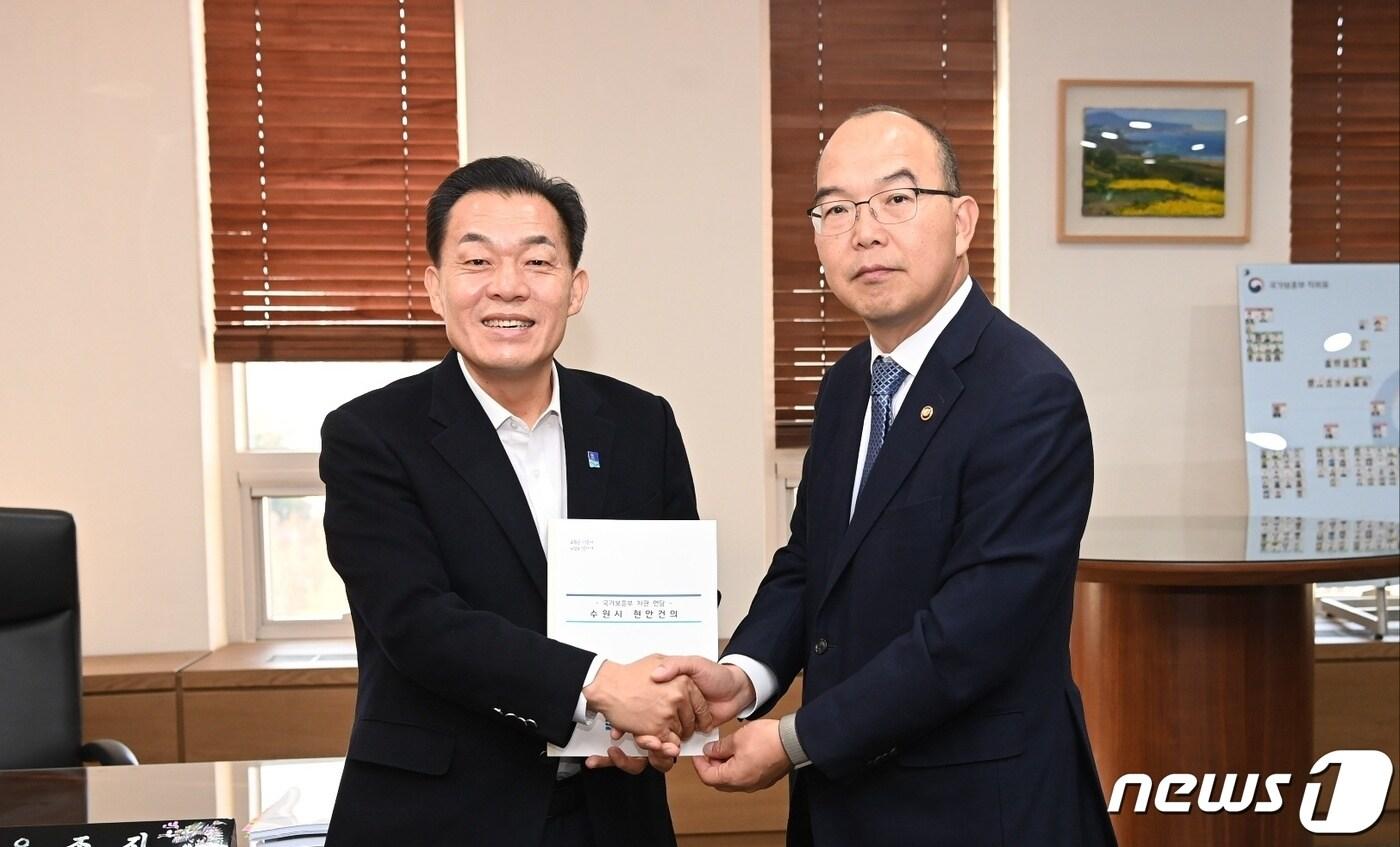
left=249, top=835, right=325, bottom=847
left=245, top=786, right=329, bottom=847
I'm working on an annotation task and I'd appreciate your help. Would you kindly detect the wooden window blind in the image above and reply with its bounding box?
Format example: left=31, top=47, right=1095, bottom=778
left=205, top=0, right=459, bottom=362
left=1291, top=0, right=1400, bottom=262
left=771, top=0, right=997, bottom=448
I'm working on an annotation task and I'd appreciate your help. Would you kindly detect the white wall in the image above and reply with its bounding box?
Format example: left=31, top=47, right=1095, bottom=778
left=458, top=0, right=774, bottom=634
left=2, top=0, right=1296, bottom=654
left=0, top=0, right=774, bottom=654
left=1003, top=0, right=1292, bottom=517
left=0, top=0, right=221, bottom=653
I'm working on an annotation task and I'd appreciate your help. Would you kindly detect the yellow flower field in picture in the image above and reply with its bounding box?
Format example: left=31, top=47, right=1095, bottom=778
left=1081, top=107, right=1227, bottom=218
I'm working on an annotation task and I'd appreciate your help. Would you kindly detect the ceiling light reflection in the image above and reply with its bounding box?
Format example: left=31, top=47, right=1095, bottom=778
left=1245, top=432, right=1288, bottom=452
left=1323, top=331, right=1353, bottom=352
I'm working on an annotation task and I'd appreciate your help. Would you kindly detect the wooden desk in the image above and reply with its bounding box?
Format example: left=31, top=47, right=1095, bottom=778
left=1071, top=515, right=1399, bottom=847
left=0, top=757, right=339, bottom=845
left=0, top=752, right=789, bottom=847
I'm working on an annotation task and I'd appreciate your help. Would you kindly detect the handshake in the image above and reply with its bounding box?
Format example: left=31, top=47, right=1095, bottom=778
left=580, top=654, right=789, bottom=790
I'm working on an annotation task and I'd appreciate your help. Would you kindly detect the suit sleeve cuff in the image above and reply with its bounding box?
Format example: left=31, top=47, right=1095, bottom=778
left=719, top=654, right=777, bottom=719
left=573, top=654, right=606, bottom=725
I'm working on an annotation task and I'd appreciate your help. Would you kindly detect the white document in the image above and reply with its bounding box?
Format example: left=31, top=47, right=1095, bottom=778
left=546, top=518, right=719, bottom=757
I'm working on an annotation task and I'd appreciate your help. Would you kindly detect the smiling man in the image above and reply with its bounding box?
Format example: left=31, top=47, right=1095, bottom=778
left=320, top=157, right=705, bottom=846
left=650, top=107, right=1119, bottom=845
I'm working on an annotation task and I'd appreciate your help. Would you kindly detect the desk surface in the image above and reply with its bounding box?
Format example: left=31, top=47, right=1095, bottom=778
left=0, top=758, right=343, bottom=846
left=1079, top=515, right=1400, bottom=584
left=181, top=640, right=358, bottom=688
left=81, top=651, right=208, bottom=693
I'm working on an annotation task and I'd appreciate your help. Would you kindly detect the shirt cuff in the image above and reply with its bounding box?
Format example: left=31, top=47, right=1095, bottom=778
left=718, top=654, right=777, bottom=719
left=573, top=654, right=606, bottom=725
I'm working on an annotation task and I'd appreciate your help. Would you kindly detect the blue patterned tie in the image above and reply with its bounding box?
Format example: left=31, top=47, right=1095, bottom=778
left=857, top=355, right=909, bottom=499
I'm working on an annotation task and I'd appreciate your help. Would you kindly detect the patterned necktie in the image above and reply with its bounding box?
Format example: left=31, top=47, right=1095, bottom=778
left=857, top=355, right=909, bottom=499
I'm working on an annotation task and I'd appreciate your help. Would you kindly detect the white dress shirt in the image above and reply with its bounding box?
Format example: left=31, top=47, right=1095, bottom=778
left=848, top=276, right=972, bottom=518
left=722, top=276, right=974, bottom=717
left=456, top=356, right=605, bottom=737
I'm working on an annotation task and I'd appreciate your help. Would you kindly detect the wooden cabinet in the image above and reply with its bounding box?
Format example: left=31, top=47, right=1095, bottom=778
left=179, top=641, right=356, bottom=762
left=81, top=651, right=205, bottom=764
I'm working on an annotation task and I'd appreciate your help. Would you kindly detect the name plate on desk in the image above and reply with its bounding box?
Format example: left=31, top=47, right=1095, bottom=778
left=546, top=519, right=719, bottom=758
left=0, top=819, right=234, bottom=847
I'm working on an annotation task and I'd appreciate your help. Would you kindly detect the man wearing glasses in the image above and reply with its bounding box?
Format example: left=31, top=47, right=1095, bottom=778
left=649, top=107, right=1117, bottom=845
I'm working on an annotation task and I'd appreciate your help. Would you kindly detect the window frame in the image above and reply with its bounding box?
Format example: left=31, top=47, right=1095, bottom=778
left=219, top=363, right=352, bottom=641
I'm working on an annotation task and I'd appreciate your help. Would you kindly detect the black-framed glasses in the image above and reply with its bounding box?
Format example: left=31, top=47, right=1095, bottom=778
left=806, top=187, right=959, bottom=236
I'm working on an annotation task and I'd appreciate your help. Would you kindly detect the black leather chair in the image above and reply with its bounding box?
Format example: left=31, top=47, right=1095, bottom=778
left=0, top=508, right=137, bottom=768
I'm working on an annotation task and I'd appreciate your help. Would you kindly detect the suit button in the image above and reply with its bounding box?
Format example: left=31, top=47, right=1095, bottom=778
left=813, top=638, right=828, bottom=655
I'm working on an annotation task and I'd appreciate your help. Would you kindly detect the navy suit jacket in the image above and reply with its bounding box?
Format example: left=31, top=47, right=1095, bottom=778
left=321, top=355, right=694, bottom=846
left=727, top=286, right=1117, bottom=846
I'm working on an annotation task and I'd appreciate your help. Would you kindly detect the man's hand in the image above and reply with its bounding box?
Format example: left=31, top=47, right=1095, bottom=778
left=650, top=656, right=756, bottom=727
left=585, top=744, right=676, bottom=774
left=692, top=719, right=791, bottom=792
left=583, top=654, right=709, bottom=739
left=632, top=656, right=757, bottom=757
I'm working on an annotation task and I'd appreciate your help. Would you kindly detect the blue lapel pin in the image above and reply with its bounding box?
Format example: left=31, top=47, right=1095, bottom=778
left=587, top=450, right=601, bottom=469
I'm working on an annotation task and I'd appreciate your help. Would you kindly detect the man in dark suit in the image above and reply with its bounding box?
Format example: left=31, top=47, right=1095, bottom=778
left=649, top=107, right=1118, bottom=845
left=322, top=157, right=705, bottom=846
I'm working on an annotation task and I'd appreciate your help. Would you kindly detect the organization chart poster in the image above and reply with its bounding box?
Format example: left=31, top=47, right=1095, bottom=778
left=1237, top=263, right=1399, bottom=559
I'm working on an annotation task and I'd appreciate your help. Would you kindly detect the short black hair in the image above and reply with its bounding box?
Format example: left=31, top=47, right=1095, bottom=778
left=425, top=156, right=587, bottom=268
left=840, top=104, right=962, bottom=196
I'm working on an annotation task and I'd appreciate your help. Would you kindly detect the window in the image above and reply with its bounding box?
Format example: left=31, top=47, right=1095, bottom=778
left=204, top=0, right=459, bottom=362
left=202, top=0, right=461, bottom=639
left=769, top=0, right=999, bottom=447
left=222, top=361, right=435, bottom=639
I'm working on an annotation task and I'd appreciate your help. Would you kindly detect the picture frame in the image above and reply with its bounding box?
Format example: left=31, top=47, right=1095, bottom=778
left=1057, top=80, right=1253, bottom=243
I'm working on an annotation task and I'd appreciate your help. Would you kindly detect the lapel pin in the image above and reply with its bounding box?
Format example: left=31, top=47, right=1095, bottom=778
left=587, top=450, right=602, bottom=469
left=920, top=405, right=935, bottom=421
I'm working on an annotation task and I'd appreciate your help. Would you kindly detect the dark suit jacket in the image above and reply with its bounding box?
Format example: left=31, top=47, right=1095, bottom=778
left=727, top=285, right=1117, bottom=846
left=320, top=354, right=695, bottom=846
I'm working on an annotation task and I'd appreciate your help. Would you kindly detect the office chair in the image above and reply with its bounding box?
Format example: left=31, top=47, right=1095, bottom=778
left=0, top=507, right=137, bottom=768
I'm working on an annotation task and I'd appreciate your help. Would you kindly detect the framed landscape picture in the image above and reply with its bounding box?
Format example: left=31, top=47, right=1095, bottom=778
left=1057, top=80, right=1253, bottom=243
